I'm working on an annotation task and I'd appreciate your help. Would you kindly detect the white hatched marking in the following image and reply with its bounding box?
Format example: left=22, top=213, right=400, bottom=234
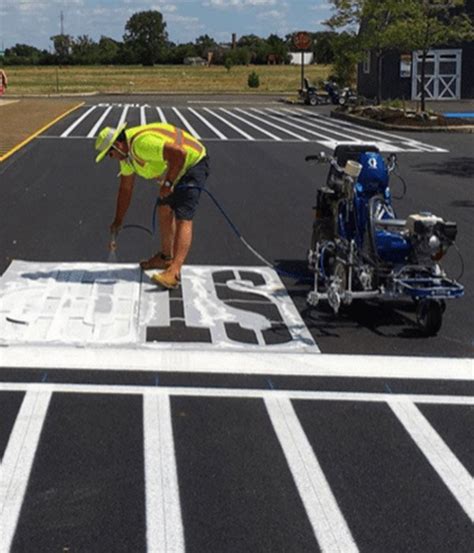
left=236, top=108, right=309, bottom=141
left=203, top=108, right=254, bottom=140
left=0, top=390, right=52, bottom=552
left=140, top=106, right=147, bottom=126
left=172, top=108, right=200, bottom=138
left=220, top=108, right=281, bottom=141
left=156, top=107, right=167, bottom=123
left=265, top=397, right=358, bottom=552
left=188, top=108, right=227, bottom=139
left=61, top=105, right=97, bottom=137
left=117, top=105, right=130, bottom=128
left=389, top=400, right=474, bottom=520
left=144, top=394, right=185, bottom=553
left=87, top=106, right=113, bottom=138
left=257, top=107, right=360, bottom=143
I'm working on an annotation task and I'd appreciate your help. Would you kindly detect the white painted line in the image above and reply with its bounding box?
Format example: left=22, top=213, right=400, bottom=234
left=188, top=108, right=227, bottom=140
left=157, top=107, right=167, bottom=123
left=172, top=108, right=200, bottom=139
left=203, top=108, right=254, bottom=140
left=0, top=390, right=51, bottom=553
left=0, top=383, right=472, bottom=405
left=87, top=105, right=113, bottom=138
left=144, top=394, right=185, bottom=553
left=220, top=108, right=282, bottom=141
left=265, top=397, right=358, bottom=552
left=140, top=106, right=147, bottom=126
left=61, top=105, right=97, bottom=137
left=235, top=108, right=309, bottom=141
left=389, top=400, right=474, bottom=520
left=117, top=105, right=130, bottom=128
left=0, top=347, right=471, bottom=381
left=258, top=107, right=359, bottom=144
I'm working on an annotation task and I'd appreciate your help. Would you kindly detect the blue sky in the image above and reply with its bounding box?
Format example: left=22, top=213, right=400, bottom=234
left=0, top=0, right=333, bottom=50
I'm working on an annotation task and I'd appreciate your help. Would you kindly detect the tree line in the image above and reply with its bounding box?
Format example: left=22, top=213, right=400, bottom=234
left=1, top=10, right=339, bottom=67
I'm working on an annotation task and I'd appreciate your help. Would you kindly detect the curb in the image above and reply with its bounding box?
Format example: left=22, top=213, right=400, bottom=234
left=0, top=101, right=85, bottom=163
left=331, top=110, right=474, bottom=133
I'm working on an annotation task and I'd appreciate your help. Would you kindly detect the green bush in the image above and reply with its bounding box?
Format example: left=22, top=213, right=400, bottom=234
left=248, top=71, right=260, bottom=88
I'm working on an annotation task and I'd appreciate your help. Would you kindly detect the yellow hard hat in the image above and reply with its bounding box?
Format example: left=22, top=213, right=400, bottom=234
left=95, top=123, right=127, bottom=163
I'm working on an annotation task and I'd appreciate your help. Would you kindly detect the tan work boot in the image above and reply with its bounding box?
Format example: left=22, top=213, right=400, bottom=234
left=140, top=252, right=173, bottom=271
left=151, top=270, right=181, bottom=289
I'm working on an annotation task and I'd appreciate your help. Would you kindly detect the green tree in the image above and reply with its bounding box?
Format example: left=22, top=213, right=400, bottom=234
left=71, top=35, right=99, bottom=65
left=123, top=10, right=168, bottom=65
left=51, top=34, right=74, bottom=65
left=4, top=44, right=44, bottom=65
left=97, top=36, right=120, bottom=65
left=194, top=34, right=217, bottom=58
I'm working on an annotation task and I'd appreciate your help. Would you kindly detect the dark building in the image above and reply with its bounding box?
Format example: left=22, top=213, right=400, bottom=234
left=357, top=0, right=474, bottom=101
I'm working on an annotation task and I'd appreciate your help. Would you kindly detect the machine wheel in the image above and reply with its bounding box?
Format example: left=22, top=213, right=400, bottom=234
left=416, top=299, right=443, bottom=336
left=309, top=95, right=318, bottom=106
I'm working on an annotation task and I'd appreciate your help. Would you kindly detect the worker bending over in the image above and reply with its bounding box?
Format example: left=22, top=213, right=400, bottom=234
left=95, top=122, right=210, bottom=289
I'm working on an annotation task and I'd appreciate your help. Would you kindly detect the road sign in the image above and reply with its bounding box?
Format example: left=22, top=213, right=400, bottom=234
left=293, top=32, right=312, bottom=51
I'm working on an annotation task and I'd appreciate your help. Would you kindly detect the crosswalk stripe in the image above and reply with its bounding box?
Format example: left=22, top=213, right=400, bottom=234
left=389, top=400, right=474, bottom=520
left=61, top=105, right=97, bottom=137
left=144, top=393, right=185, bottom=553
left=117, top=105, right=130, bottom=128
left=0, top=390, right=52, bottom=552
left=157, top=107, right=167, bottom=123
left=220, top=108, right=282, bottom=140
left=172, top=107, right=200, bottom=139
left=203, top=108, right=254, bottom=140
left=87, top=105, right=113, bottom=138
left=140, top=106, right=147, bottom=126
left=259, top=108, right=360, bottom=143
left=265, top=397, right=359, bottom=552
left=237, top=108, right=309, bottom=141
left=188, top=107, right=227, bottom=140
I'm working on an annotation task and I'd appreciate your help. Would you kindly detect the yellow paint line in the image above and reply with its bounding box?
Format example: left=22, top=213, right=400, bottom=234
left=0, top=101, right=85, bottom=163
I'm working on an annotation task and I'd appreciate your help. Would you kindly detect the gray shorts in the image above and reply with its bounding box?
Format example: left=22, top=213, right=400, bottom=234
left=167, top=156, right=210, bottom=220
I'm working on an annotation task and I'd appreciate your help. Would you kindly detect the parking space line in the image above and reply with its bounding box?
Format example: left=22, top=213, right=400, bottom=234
left=188, top=108, right=227, bottom=140
left=87, top=105, right=113, bottom=138
left=140, top=106, right=147, bottom=126
left=236, top=108, right=309, bottom=141
left=172, top=108, right=200, bottom=138
left=389, top=400, right=474, bottom=520
left=117, top=105, right=130, bottom=128
left=203, top=108, right=254, bottom=140
left=0, top=390, right=52, bottom=552
left=265, top=396, right=359, bottom=552
left=144, top=393, right=185, bottom=553
left=61, top=105, right=97, bottom=137
left=157, top=107, right=167, bottom=123
left=220, top=108, right=281, bottom=140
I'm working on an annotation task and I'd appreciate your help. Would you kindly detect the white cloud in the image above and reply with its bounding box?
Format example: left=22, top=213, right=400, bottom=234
left=204, top=0, right=277, bottom=8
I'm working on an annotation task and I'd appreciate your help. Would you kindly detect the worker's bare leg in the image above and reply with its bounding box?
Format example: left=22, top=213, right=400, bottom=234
left=167, top=219, right=193, bottom=276
left=159, top=204, right=175, bottom=258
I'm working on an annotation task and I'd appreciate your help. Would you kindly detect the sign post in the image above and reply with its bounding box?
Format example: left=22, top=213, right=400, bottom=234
left=293, top=32, right=312, bottom=90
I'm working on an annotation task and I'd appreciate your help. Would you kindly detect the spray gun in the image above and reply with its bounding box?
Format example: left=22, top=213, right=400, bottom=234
left=107, top=231, right=118, bottom=263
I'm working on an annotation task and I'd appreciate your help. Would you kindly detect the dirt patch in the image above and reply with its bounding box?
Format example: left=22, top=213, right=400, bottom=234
left=344, top=105, right=468, bottom=128
left=0, top=98, right=82, bottom=159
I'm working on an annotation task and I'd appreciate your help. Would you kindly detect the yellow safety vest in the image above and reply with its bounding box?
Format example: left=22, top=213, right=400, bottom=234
left=119, top=123, right=206, bottom=183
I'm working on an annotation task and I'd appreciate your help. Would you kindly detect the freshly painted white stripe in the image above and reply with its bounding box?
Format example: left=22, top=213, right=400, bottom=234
left=220, top=108, right=282, bottom=141
left=172, top=108, right=200, bottom=138
left=61, top=105, right=97, bottom=137
left=117, top=105, right=130, bottom=128
left=0, top=391, right=51, bottom=552
left=156, top=107, right=167, bottom=123
left=0, top=347, right=471, bottom=381
left=0, top=383, right=472, bottom=405
left=140, top=106, right=147, bottom=126
left=203, top=108, right=254, bottom=140
left=87, top=105, right=113, bottom=138
left=295, top=109, right=447, bottom=153
left=235, top=108, right=309, bottom=141
left=266, top=397, right=358, bottom=552
left=256, top=108, right=360, bottom=143
left=389, top=400, right=474, bottom=520
left=188, top=108, right=227, bottom=139
left=144, top=394, right=185, bottom=553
